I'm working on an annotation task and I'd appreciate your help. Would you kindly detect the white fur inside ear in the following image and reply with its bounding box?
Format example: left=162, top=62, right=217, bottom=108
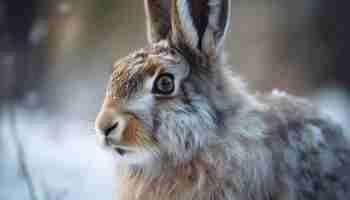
left=202, top=0, right=231, bottom=57
left=176, top=0, right=199, bottom=48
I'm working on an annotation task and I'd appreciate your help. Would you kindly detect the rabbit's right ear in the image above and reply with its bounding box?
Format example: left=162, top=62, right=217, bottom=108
left=171, top=0, right=230, bottom=61
left=144, top=0, right=172, bottom=43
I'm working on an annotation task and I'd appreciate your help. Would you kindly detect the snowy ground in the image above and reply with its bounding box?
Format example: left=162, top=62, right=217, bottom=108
left=0, top=106, right=115, bottom=200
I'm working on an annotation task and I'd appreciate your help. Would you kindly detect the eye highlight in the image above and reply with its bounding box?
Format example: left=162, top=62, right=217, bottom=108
left=152, top=73, right=175, bottom=95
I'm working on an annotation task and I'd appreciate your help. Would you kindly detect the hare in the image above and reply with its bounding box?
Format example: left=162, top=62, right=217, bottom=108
left=95, top=0, right=350, bottom=200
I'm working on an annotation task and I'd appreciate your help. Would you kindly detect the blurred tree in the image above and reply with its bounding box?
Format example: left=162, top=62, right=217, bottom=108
left=320, top=0, right=350, bottom=88
left=0, top=0, right=47, bottom=105
left=0, top=1, right=48, bottom=200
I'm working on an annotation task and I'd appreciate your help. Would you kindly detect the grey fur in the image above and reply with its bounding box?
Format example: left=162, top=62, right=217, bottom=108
left=95, top=1, right=350, bottom=199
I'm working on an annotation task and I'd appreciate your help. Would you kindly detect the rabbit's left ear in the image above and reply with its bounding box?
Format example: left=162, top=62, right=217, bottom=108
left=171, top=0, right=231, bottom=60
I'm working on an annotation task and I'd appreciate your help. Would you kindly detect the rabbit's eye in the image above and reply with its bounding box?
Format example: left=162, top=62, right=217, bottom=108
left=152, top=73, right=175, bottom=95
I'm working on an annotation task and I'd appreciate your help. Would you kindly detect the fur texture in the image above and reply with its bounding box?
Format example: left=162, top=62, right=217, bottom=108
left=95, top=1, right=350, bottom=200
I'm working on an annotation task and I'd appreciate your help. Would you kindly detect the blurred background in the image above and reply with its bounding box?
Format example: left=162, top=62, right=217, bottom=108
left=0, top=0, right=349, bottom=199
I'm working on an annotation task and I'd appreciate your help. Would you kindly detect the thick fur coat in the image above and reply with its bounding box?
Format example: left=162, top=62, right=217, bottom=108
left=95, top=1, right=350, bottom=200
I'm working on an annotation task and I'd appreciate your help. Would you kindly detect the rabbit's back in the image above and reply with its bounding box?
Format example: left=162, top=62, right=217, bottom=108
left=257, top=91, right=350, bottom=200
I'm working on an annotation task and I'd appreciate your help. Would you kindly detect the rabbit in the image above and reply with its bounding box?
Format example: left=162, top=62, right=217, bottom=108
left=95, top=0, right=350, bottom=200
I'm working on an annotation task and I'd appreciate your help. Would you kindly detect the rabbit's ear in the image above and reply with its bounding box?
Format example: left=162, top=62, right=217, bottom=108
left=171, top=0, right=230, bottom=59
left=144, top=0, right=172, bottom=43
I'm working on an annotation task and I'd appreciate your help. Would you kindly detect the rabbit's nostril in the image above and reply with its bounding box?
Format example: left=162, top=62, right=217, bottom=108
left=104, top=122, right=118, bottom=137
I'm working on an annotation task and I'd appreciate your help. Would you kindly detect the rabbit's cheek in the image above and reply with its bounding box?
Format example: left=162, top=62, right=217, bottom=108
left=121, top=116, right=157, bottom=149
left=126, top=95, right=155, bottom=117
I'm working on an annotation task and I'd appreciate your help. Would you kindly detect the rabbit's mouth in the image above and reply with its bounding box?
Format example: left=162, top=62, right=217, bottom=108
left=110, top=144, right=136, bottom=156
left=114, top=147, right=132, bottom=156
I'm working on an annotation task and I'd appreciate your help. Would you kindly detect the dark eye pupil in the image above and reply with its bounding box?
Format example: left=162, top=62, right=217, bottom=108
left=154, top=74, right=174, bottom=95
left=160, top=77, right=171, bottom=90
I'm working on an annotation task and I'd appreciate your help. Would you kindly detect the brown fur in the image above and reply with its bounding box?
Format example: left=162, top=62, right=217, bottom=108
left=109, top=53, right=164, bottom=100
left=116, top=154, right=227, bottom=200
left=122, top=116, right=156, bottom=148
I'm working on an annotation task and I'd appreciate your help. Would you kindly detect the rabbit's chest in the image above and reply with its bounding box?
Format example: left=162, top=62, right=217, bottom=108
left=115, top=170, right=227, bottom=200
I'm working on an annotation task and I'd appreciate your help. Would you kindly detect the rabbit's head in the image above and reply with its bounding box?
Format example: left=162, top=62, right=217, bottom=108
left=95, top=0, right=231, bottom=165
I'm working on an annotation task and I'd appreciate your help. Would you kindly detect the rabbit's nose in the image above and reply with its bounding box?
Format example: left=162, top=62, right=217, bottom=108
left=95, top=109, right=128, bottom=143
left=95, top=116, right=120, bottom=137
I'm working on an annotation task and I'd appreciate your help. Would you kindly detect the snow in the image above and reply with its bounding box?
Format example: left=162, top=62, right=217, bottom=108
left=0, top=106, right=115, bottom=200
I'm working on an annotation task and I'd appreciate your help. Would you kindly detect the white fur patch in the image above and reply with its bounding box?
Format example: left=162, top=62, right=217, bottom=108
left=272, top=89, right=288, bottom=97
left=176, top=0, right=199, bottom=48
left=117, top=149, right=157, bottom=166
left=304, top=124, right=325, bottom=147
left=202, top=0, right=231, bottom=56
left=126, top=94, right=155, bottom=116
